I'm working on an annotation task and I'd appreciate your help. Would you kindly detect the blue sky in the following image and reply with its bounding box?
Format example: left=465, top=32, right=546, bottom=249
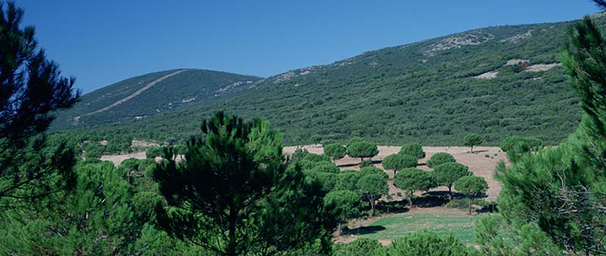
left=14, top=0, right=601, bottom=93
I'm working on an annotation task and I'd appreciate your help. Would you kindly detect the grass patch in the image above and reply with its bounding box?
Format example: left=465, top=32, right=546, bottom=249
left=353, top=211, right=479, bottom=244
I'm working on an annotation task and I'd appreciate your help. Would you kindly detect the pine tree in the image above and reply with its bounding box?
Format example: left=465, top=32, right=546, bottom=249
left=480, top=15, right=606, bottom=255
left=0, top=2, right=80, bottom=208
left=153, top=112, right=336, bottom=256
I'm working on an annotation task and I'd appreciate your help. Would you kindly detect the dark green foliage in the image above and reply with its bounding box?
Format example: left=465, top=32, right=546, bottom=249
left=145, top=147, right=163, bottom=159
left=359, top=167, right=389, bottom=180
left=387, top=230, right=478, bottom=256
left=0, top=2, right=80, bottom=207
left=398, top=143, right=425, bottom=159
left=426, top=152, right=456, bottom=168
left=394, top=168, right=436, bottom=207
left=324, top=143, right=347, bottom=160
left=299, top=159, right=333, bottom=170
left=333, top=238, right=385, bottom=256
left=347, top=141, right=379, bottom=161
left=434, top=162, right=470, bottom=198
left=305, top=170, right=338, bottom=192
left=485, top=16, right=606, bottom=255
left=382, top=153, right=417, bottom=175
left=324, top=190, right=362, bottom=233
left=499, top=136, right=544, bottom=153
left=334, top=171, right=361, bottom=192
left=0, top=160, right=199, bottom=255
left=474, top=215, right=564, bottom=256
left=454, top=176, right=488, bottom=214
left=463, top=133, right=483, bottom=153
left=359, top=159, right=374, bottom=168
left=311, top=134, right=323, bottom=144
left=499, top=135, right=543, bottom=163
left=310, top=162, right=340, bottom=174
left=290, top=148, right=309, bottom=163
left=303, top=152, right=332, bottom=163
left=153, top=112, right=336, bottom=256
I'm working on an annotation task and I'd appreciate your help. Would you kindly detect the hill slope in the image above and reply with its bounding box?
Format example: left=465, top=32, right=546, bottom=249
left=52, top=69, right=262, bottom=129
left=54, top=16, right=606, bottom=146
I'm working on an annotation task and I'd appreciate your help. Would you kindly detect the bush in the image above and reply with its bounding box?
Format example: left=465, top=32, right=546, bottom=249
left=333, top=238, right=385, bottom=256
left=387, top=230, right=478, bottom=255
left=145, top=147, right=163, bottom=159
left=310, top=162, right=340, bottom=174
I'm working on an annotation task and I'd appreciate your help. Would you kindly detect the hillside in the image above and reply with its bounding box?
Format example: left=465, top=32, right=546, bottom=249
left=52, top=69, right=262, bottom=129
left=53, top=16, right=606, bottom=146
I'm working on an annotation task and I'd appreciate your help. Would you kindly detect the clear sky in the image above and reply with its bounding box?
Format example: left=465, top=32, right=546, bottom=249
left=14, top=0, right=602, bottom=93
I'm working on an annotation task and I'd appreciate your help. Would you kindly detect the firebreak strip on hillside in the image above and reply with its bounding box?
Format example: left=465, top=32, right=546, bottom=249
left=74, top=69, right=187, bottom=123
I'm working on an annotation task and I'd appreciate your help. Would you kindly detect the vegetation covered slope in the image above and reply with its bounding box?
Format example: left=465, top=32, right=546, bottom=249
left=54, top=16, right=606, bottom=145
left=52, top=69, right=262, bottom=129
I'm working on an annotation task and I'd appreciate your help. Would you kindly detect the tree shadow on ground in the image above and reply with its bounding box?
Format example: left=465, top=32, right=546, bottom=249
left=469, top=149, right=489, bottom=154
left=341, top=225, right=386, bottom=236
left=376, top=200, right=410, bottom=214
left=337, top=159, right=383, bottom=168
left=412, top=193, right=450, bottom=208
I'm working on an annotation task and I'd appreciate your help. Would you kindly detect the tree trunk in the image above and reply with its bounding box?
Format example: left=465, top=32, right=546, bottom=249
left=448, top=185, right=452, bottom=200
left=409, top=191, right=413, bottom=208
left=468, top=197, right=472, bottom=215
left=228, top=207, right=237, bottom=256
left=370, top=198, right=375, bottom=216
left=337, top=223, right=342, bottom=236
left=470, top=145, right=474, bottom=153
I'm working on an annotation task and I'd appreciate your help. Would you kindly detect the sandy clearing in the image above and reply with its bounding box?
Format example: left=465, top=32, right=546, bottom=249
left=526, top=63, right=562, bottom=72
left=505, top=59, right=528, bottom=66
left=103, top=145, right=505, bottom=200
left=284, top=145, right=506, bottom=201
left=131, top=140, right=160, bottom=148
left=100, top=151, right=148, bottom=166
left=474, top=71, right=498, bottom=79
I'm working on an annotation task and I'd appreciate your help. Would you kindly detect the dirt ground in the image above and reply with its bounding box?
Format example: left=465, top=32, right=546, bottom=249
left=283, top=145, right=506, bottom=201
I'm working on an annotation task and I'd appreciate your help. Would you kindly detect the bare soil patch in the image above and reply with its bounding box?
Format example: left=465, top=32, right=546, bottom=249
left=474, top=71, right=498, bottom=80
left=526, top=63, right=562, bottom=72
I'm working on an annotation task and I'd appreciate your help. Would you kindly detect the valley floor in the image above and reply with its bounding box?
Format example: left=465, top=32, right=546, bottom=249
left=102, top=145, right=505, bottom=246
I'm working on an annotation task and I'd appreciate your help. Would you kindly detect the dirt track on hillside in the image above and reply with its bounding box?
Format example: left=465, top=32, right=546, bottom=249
left=74, top=69, right=186, bottom=122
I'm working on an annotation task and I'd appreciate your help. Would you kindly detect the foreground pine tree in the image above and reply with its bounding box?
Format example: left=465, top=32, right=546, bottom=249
left=153, top=112, right=336, bottom=256
left=0, top=2, right=80, bottom=209
left=476, top=13, right=606, bottom=255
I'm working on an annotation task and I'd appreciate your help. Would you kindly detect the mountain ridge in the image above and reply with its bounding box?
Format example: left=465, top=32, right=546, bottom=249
left=52, top=15, right=606, bottom=146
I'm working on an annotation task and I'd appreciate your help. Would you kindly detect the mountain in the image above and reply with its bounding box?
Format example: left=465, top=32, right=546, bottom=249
left=52, top=69, right=262, bottom=129
left=53, top=15, right=606, bottom=146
